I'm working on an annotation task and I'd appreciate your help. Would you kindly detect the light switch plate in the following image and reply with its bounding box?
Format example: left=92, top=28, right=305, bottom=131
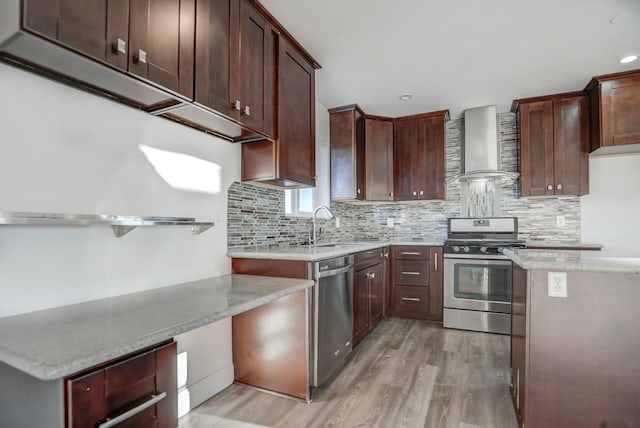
left=548, top=272, right=567, bottom=297
left=556, top=215, right=565, bottom=227
left=335, top=217, right=340, bottom=228
left=387, top=217, right=394, bottom=227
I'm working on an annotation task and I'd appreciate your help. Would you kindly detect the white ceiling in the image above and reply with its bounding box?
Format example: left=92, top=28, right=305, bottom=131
left=261, top=0, right=640, bottom=118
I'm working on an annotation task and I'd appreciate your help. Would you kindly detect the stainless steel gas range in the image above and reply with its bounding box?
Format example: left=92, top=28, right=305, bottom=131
left=442, top=217, right=525, bottom=335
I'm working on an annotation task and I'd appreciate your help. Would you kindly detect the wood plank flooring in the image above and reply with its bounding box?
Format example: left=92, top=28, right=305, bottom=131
left=179, top=318, right=519, bottom=428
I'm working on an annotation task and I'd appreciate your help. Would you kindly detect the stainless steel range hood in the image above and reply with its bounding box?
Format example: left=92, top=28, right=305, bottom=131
left=447, top=105, right=518, bottom=182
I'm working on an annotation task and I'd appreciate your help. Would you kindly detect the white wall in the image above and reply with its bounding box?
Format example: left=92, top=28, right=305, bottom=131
left=0, top=63, right=238, bottom=412
left=581, top=154, right=640, bottom=254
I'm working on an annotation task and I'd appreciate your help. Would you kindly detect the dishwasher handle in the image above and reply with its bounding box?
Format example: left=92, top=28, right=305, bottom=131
left=316, top=264, right=353, bottom=279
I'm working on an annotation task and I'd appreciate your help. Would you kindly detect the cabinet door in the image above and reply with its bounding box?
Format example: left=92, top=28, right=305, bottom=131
left=195, top=0, right=237, bottom=116
left=278, top=38, right=315, bottom=186
left=369, top=264, right=384, bottom=330
left=23, top=0, right=110, bottom=61
left=416, top=116, right=445, bottom=200
left=519, top=100, right=554, bottom=197
left=600, top=73, right=640, bottom=147
left=105, top=0, right=130, bottom=71
left=511, top=264, right=528, bottom=425
left=353, top=269, right=370, bottom=347
left=393, top=119, right=417, bottom=200
left=129, top=0, right=195, bottom=98
left=365, top=119, right=394, bottom=200
left=58, top=0, right=108, bottom=61
left=427, top=247, right=443, bottom=322
left=553, top=95, right=589, bottom=196
left=238, top=0, right=274, bottom=136
left=330, top=107, right=364, bottom=200
left=382, top=247, right=391, bottom=316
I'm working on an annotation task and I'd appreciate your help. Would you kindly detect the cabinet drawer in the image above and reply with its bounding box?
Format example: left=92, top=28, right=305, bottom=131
left=67, top=341, right=177, bottom=428
left=354, top=249, right=383, bottom=272
left=394, top=286, right=429, bottom=316
left=394, top=260, right=428, bottom=286
left=393, top=246, right=429, bottom=260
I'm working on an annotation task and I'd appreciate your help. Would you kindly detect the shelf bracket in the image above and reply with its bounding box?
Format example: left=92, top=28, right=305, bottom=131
left=110, top=225, right=137, bottom=238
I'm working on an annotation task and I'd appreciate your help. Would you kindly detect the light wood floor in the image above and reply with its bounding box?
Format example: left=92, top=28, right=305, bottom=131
left=179, top=318, right=519, bottom=428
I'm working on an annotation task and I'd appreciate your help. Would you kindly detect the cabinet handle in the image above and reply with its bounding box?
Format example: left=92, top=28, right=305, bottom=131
left=419, top=190, right=424, bottom=196
left=98, top=392, right=166, bottom=428
left=547, top=184, right=553, bottom=190
left=370, top=272, right=375, bottom=279
left=233, top=100, right=241, bottom=111
left=114, top=38, right=126, bottom=54
left=357, top=188, right=361, bottom=195
left=434, top=253, right=438, bottom=271
left=135, top=49, right=147, bottom=64
left=243, top=105, right=251, bottom=116
left=402, top=297, right=421, bottom=302
left=557, top=183, right=562, bottom=190
left=401, top=271, right=421, bottom=275
left=412, top=191, right=417, bottom=196
left=516, top=369, right=520, bottom=410
left=401, top=252, right=421, bottom=256
left=384, top=251, right=389, bottom=259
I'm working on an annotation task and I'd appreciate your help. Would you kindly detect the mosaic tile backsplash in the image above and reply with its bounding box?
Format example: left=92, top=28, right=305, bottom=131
left=228, top=112, right=581, bottom=248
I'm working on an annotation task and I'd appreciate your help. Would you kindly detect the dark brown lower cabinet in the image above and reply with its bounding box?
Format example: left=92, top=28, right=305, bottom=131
left=231, top=257, right=311, bottom=400
left=353, top=249, right=384, bottom=347
left=66, top=341, right=177, bottom=428
left=510, top=264, right=640, bottom=428
left=389, top=246, right=442, bottom=321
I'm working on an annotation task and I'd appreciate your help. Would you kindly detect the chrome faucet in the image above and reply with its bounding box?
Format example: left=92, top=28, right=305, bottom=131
left=311, top=205, right=335, bottom=245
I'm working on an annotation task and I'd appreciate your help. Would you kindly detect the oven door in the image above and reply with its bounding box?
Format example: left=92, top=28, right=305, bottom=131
left=443, top=255, right=512, bottom=313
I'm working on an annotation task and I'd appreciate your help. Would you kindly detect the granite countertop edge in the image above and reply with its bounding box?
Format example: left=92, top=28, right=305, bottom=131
left=0, top=274, right=314, bottom=381
left=227, top=240, right=445, bottom=261
left=504, top=249, right=640, bottom=274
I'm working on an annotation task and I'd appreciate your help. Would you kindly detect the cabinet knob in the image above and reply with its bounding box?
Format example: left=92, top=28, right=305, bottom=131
left=412, top=191, right=417, bottom=196
left=357, top=188, right=361, bottom=195
left=389, top=192, right=393, bottom=197
left=114, top=38, right=126, bottom=55
left=419, top=190, right=424, bottom=196
left=547, top=184, right=553, bottom=190
left=370, top=272, right=375, bottom=279
left=233, top=100, right=241, bottom=111
left=135, top=49, right=147, bottom=64
left=557, top=184, right=562, bottom=190
left=243, top=105, right=251, bottom=116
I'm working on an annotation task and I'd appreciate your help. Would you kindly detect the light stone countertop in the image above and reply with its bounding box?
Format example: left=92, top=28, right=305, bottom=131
left=227, top=239, right=444, bottom=261
left=504, top=248, right=640, bottom=273
left=525, top=240, right=604, bottom=250
left=0, top=274, right=314, bottom=381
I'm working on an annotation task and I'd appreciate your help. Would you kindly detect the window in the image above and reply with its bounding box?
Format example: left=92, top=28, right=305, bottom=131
left=285, top=188, right=315, bottom=217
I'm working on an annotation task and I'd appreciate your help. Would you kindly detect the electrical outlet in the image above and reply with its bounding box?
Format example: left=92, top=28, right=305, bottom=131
left=556, top=215, right=565, bottom=227
left=387, top=217, right=394, bottom=227
left=548, top=272, right=567, bottom=298
left=335, top=217, right=340, bottom=228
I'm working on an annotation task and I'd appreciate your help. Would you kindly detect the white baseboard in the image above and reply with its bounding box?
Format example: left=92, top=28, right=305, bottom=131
left=179, top=363, right=235, bottom=416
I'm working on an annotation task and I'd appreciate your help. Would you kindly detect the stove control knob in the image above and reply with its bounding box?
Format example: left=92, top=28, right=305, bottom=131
left=498, top=247, right=504, bottom=253
left=453, top=246, right=460, bottom=252
left=480, top=246, right=487, bottom=253
left=463, top=246, right=470, bottom=253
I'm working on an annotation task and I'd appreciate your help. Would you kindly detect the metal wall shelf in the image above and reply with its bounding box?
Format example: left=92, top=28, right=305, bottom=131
left=0, top=212, right=214, bottom=237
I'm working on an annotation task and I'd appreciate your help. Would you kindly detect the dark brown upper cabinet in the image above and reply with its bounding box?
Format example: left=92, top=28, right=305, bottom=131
left=393, top=111, right=447, bottom=201
left=194, top=0, right=274, bottom=138
left=513, top=92, right=589, bottom=197
left=365, top=117, right=394, bottom=201
left=585, top=69, right=640, bottom=155
left=18, top=0, right=195, bottom=106
left=329, top=105, right=365, bottom=200
left=241, top=36, right=316, bottom=187
left=195, top=0, right=274, bottom=134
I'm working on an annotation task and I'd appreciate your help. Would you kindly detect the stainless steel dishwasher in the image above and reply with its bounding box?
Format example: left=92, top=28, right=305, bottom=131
left=312, top=255, right=353, bottom=388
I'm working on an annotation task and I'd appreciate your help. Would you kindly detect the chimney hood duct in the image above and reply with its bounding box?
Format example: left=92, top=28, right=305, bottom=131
left=447, top=105, right=518, bottom=182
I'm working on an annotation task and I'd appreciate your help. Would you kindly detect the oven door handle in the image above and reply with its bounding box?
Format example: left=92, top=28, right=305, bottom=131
left=443, top=254, right=510, bottom=261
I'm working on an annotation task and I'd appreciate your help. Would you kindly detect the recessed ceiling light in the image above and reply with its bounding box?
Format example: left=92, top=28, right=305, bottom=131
left=399, top=94, right=412, bottom=101
left=620, top=55, right=638, bottom=64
